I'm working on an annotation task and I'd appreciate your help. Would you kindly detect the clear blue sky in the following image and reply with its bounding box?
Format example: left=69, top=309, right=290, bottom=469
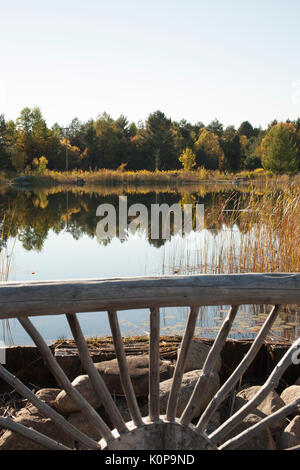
left=1, top=0, right=300, bottom=129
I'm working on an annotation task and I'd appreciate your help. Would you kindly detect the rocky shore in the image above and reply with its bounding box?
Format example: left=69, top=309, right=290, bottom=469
left=0, top=337, right=299, bottom=450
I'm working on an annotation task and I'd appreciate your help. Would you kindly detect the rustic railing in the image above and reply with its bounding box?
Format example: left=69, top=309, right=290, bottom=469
left=0, top=273, right=299, bottom=450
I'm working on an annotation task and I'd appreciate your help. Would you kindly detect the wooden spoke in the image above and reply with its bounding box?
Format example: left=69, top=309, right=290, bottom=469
left=210, top=336, right=300, bottom=445
left=180, top=305, right=239, bottom=425
left=18, top=316, right=113, bottom=442
left=166, top=306, right=199, bottom=421
left=219, top=397, right=300, bottom=450
left=0, top=275, right=296, bottom=451
left=0, top=416, right=71, bottom=450
left=0, top=363, right=101, bottom=450
left=108, top=310, right=144, bottom=427
left=149, top=307, right=160, bottom=421
left=66, top=313, right=128, bottom=434
left=196, top=304, right=281, bottom=433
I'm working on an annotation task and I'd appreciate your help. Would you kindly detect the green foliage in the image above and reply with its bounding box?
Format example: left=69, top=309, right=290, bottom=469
left=0, top=108, right=298, bottom=176
left=220, top=126, right=242, bottom=171
left=260, top=123, right=299, bottom=174
left=138, top=111, right=177, bottom=170
left=238, top=121, right=255, bottom=139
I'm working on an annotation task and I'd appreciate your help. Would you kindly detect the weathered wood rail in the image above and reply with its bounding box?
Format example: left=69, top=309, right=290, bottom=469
left=0, top=273, right=299, bottom=450
left=0, top=273, right=299, bottom=319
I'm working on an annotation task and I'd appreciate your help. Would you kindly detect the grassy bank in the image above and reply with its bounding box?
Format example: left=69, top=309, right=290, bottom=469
left=8, top=167, right=300, bottom=187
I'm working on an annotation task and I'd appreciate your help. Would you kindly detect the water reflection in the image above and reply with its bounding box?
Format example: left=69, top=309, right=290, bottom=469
left=0, top=183, right=298, bottom=344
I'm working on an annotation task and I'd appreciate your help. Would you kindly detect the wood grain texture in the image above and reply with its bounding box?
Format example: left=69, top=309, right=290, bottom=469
left=0, top=273, right=299, bottom=319
left=0, top=362, right=101, bottom=450
left=107, top=310, right=144, bottom=427
left=0, top=416, right=71, bottom=450
left=149, top=307, right=160, bottom=421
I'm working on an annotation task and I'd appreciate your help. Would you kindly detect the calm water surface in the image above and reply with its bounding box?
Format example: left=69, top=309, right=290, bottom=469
left=0, top=184, right=298, bottom=344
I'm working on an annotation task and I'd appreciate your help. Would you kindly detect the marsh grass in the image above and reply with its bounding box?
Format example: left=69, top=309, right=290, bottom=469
left=22, top=167, right=300, bottom=187
left=162, top=181, right=299, bottom=339
left=164, top=182, right=299, bottom=274
left=0, top=207, right=17, bottom=344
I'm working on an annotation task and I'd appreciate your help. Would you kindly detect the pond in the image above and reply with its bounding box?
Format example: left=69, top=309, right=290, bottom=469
left=0, top=182, right=299, bottom=345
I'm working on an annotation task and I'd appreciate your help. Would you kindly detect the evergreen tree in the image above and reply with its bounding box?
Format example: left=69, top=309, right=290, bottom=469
left=260, top=123, right=299, bottom=174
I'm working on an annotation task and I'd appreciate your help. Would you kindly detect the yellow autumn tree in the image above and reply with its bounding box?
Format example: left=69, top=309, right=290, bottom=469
left=194, top=129, right=225, bottom=170
left=178, top=147, right=196, bottom=170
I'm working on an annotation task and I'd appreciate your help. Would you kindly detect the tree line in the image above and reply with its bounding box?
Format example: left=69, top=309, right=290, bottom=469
left=0, top=107, right=299, bottom=175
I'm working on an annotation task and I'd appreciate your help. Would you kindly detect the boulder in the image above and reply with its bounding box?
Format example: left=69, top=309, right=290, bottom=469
left=233, top=385, right=286, bottom=435
left=0, top=407, right=74, bottom=450
left=101, top=397, right=148, bottom=426
left=159, top=369, right=219, bottom=419
left=95, top=355, right=174, bottom=397
left=35, top=388, right=61, bottom=406
left=226, top=413, right=276, bottom=450
left=280, top=386, right=300, bottom=417
left=55, top=356, right=174, bottom=414
left=55, top=375, right=101, bottom=414
left=67, top=411, right=103, bottom=441
left=178, top=339, right=222, bottom=374
left=278, top=415, right=300, bottom=449
left=102, top=370, right=219, bottom=425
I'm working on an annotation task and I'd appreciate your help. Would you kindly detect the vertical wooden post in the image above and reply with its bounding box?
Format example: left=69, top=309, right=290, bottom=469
left=108, top=310, right=144, bottom=427
left=149, top=307, right=160, bottom=421
left=166, top=306, right=199, bottom=420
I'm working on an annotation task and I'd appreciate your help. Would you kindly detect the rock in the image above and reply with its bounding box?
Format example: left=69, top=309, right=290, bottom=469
left=178, top=340, right=222, bottom=373
left=278, top=415, right=300, bottom=449
left=206, top=410, right=222, bottom=435
left=159, top=369, right=219, bottom=419
left=0, top=407, right=74, bottom=450
left=102, top=370, right=219, bottom=425
left=95, top=355, right=174, bottom=397
left=67, top=411, right=103, bottom=441
left=234, top=385, right=286, bottom=435
left=35, top=388, right=61, bottom=406
left=280, top=386, right=300, bottom=417
left=55, top=356, right=174, bottom=414
left=226, top=413, right=276, bottom=450
left=55, top=375, right=101, bottom=414
left=101, top=396, right=149, bottom=426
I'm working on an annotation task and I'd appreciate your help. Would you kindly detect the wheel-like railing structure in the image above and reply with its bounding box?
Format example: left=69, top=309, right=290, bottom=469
left=0, top=273, right=299, bottom=450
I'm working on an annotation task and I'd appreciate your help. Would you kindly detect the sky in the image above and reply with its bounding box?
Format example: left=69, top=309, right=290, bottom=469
left=0, top=0, right=300, bottom=129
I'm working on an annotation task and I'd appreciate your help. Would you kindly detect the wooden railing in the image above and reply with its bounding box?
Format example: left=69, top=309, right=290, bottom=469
left=0, top=273, right=299, bottom=450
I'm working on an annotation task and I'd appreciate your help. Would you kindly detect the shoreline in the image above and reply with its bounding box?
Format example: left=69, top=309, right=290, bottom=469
left=4, top=169, right=300, bottom=189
